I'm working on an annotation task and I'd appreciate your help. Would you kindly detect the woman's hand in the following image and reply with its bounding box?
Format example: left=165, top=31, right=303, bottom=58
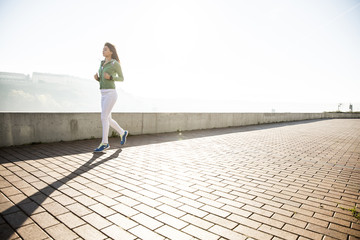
left=94, top=73, right=99, bottom=81
left=104, top=72, right=112, bottom=80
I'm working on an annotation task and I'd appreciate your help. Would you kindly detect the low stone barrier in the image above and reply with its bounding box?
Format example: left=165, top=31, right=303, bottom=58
left=0, top=112, right=358, bottom=147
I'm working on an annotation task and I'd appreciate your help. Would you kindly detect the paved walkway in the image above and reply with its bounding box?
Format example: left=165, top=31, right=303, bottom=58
left=0, top=119, right=359, bottom=240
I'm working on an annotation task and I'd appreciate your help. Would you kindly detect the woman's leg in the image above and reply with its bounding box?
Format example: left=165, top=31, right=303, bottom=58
left=101, top=91, right=110, bottom=144
left=101, top=90, right=124, bottom=143
left=109, top=113, right=125, bottom=137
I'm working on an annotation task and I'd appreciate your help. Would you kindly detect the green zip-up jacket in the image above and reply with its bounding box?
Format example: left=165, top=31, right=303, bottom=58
left=98, top=59, right=124, bottom=89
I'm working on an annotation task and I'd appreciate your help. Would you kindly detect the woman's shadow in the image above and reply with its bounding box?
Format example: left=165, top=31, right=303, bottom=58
left=0, top=148, right=122, bottom=239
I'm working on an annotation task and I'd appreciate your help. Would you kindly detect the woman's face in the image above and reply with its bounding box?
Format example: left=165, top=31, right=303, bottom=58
left=103, top=46, right=113, bottom=58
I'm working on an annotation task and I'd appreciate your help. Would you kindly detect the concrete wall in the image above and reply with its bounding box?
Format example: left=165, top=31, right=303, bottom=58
left=0, top=112, right=359, bottom=147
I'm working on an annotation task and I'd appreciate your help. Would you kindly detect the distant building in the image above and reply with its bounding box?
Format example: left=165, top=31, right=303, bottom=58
left=31, top=72, right=89, bottom=84
left=0, top=72, right=30, bottom=83
left=32, top=72, right=74, bottom=84
left=1, top=71, right=89, bottom=85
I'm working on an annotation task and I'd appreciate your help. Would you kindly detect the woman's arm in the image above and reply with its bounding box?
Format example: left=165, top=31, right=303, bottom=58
left=94, top=73, right=99, bottom=81
left=112, top=61, right=124, bottom=82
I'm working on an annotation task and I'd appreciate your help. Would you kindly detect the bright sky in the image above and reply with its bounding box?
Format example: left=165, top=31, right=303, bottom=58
left=1, top=0, right=360, bottom=111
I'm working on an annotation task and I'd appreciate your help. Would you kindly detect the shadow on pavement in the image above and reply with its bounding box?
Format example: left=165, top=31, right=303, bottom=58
left=0, top=149, right=122, bottom=239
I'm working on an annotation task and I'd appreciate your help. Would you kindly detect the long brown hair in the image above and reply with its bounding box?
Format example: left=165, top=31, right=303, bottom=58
left=105, top=42, right=120, bottom=63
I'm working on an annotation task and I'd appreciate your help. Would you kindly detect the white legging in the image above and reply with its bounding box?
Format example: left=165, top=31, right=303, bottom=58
left=101, top=89, right=125, bottom=144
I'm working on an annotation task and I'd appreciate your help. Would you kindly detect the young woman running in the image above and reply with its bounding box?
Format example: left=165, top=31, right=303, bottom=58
left=93, top=42, right=128, bottom=152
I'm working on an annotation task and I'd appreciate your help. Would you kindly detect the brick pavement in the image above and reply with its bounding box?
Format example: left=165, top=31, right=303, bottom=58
left=0, top=119, right=359, bottom=240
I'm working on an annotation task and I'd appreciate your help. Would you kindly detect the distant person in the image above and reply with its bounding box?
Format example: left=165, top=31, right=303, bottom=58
left=93, top=42, right=128, bottom=152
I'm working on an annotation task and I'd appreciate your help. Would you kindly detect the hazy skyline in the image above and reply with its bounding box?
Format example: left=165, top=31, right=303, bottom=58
left=1, top=0, right=360, bottom=112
